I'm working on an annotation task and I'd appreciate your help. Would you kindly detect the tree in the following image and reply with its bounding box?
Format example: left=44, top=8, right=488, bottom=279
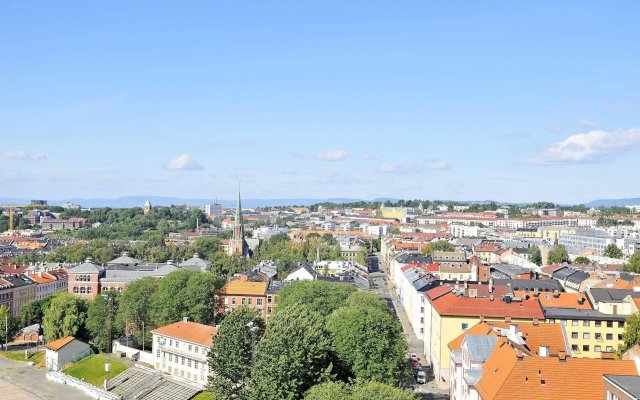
left=617, top=312, right=640, bottom=357
left=0, top=305, right=19, bottom=347
left=304, top=381, right=417, bottom=400
left=43, top=292, right=88, bottom=342
left=87, top=291, right=120, bottom=352
left=19, top=295, right=53, bottom=327
left=208, top=307, right=265, bottom=399
left=623, top=251, right=640, bottom=273
left=573, top=256, right=591, bottom=264
left=117, top=277, right=158, bottom=347
left=276, top=281, right=356, bottom=316
left=604, top=244, right=623, bottom=259
left=528, top=245, right=542, bottom=266
left=421, top=240, right=454, bottom=255
left=250, top=305, right=333, bottom=400
left=152, top=270, right=224, bottom=327
left=344, top=291, right=389, bottom=314
left=547, top=245, right=570, bottom=264
left=327, top=305, right=407, bottom=385
left=508, top=205, right=522, bottom=218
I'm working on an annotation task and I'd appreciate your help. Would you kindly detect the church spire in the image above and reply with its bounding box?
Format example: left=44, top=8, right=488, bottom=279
left=235, top=189, right=243, bottom=229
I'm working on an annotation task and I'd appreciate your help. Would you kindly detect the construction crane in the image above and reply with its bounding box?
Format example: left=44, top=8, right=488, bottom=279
left=0, top=204, right=31, bottom=232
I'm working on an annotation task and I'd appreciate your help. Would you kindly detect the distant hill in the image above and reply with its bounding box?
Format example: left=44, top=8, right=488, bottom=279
left=584, top=198, right=640, bottom=208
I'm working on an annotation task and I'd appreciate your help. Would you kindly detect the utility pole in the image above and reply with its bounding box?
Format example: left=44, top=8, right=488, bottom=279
left=5, top=314, right=8, bottom=352
left=142, top=321, right=145, bottom=352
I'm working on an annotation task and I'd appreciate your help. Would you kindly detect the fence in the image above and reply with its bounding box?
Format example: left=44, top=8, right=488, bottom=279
left=112, top=341, right=154, bottom=364
left=46, top=371, right=121, bottom=400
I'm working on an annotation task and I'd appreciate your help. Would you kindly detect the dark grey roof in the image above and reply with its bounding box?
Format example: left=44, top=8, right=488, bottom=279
left=491, top=264, right=531, bottom=278
left=619, top=272, right=637, bottom=282
left=604, top=375, right=640, bottom=399
left=107, top=254, right=142, bottom=266
left=589, top=288, right=633, bottom=303
left=544, top=307, right=626, bottom=322
left=493, top=278, right=563, bottom=292
left=565, top=270, right=589, bottom=284
left=464, top=368, right=483, bottom=386
left=395, top=253, right=431, bottom=264
left=553, top=267, right=576, bottom=280
left=67, top=262, right=105, bottom=274
left=179, top=255, right=211, bottom=271
left=2, top=275, right=36, bottom=287
left=464, top=335, right=498, bottom=362
left=267, top=280, right=290, bottom=293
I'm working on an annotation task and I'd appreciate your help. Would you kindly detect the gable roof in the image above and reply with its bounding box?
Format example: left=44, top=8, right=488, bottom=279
left=45, top=336, right=76, bottom=351
left=431, top=292, right=544, bottom=319
left=151, top=321, right=217, bottom=347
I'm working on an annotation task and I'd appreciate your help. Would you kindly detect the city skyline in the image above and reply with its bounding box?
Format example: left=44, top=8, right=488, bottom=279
left=1, top=1, right=639, bottom=203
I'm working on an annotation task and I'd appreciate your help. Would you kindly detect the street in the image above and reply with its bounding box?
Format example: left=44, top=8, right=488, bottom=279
left=368, top=254, right=449, bottom=400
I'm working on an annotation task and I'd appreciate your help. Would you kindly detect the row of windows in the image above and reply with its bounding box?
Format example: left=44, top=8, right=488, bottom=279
left=73, top=286, right=93, bottom=294
left=569, top=320, right=624, bottom=328
left=570, top=332, right=622, bottom=341
left=102, top=287, right=124, bottom=293
left=158, top=337, right=207, bottom=355
left=0, top=293, right=11, bottom=300
left=231, top=297, right=264, bottom=306
left=76, top=275, right=93, bottom=282
left=571, top=344, right=614, bottom=352
left=161, top=351, right=203, bottom=369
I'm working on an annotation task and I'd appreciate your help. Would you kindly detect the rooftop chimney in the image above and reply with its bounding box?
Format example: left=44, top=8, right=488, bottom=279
left=539, top=346, right=550, bottom=357
left=553, top=289, right=560, bottom=298
left=558, top=350, right=567, bottom=362
left=182, top=317, right=189, bottom=322
left=509, top=324, right=518, bottom=336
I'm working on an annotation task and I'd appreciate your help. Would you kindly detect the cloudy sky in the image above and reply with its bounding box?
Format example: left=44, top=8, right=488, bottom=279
left=1, top=1, right=639, bottom=204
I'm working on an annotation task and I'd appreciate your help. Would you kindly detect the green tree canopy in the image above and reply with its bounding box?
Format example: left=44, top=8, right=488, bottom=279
left=250, top=305, right=333, bottom=400
left=344, top=291, right=390, bottom=314
left=573, top=256, right=591, bottom=264
left=276, top=281, right=356, bottom=316
left=617, top=312, right=640, bottom=357
left=43, top=292, right=88, bottom=342
left=87, top=291, right=120, bottom=352
left=0, top=305, right=20, bottom=345
left=528, top=245, right=542, bottom=266
left=116, top=277, right=158, bottom=347
left=327, top=305, right=407, bottom=385
left=623, top=251, right=640, bottom=274
left=421, top=240, right=454, bottom=255
left=208, top=306, right=265, bottom=399
left=547, top=245, right=570, bottom=264
left=304, top=381, right=417, bottom=400
left=19, top=295, right=53, bottom=327
left=604, top=244, right=623, bottom=259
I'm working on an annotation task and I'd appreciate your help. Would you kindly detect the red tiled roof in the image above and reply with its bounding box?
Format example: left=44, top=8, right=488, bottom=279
left=45, top=336, right=76, bottom=351
left=432, top=292, right=544, bottom=319
left=151, top=321, right=217, bottom=347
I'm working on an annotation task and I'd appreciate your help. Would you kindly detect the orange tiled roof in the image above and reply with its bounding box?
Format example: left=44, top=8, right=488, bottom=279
left=45, top=336, right=76, bottom=351
left=152, top=321, right=217, bottom=347
left=431, top=292, right=544, bottom=319
left=220, top=280, right=268, bottom=296
left=28, top=272, right=56, bottom=284
left=476, top=342, right=638, bottom=400
left=448, top=321, right=567, bottom=356
left=515, top=291, right=593, bottom=310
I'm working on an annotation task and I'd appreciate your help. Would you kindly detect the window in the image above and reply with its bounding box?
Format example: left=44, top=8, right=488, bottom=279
left=188, top=359, right=191, bottom=367
left=606, top=334, right=613, bottom=340
left=420, top=317, right=424, bottom=323
left=619, top=334, right=623, bottom=340
left=242, top=298, right=246, bottom=305
left=194, top=361, right=199, bottom=369
left=181, top=357, right=185, bottom=365
left=232, top=298, right=236, bottom=305
left=607, top=321, right=613, bottom=328
left=595, top=333, right=602, bottom=340
left=176, top=341, right=179, bottom=348
left=169, top=354, right=173, bottom=362
left=157, top=350, right=160, bottom=357
left=595, top=321, right=601, bottom=327
left=169, top=340, right=172, bottom=346
left=461, top=323, right=469, bottom=330
left=583, top=345, right=590, bottom=352
left=87, top=287, right=92, bottom=294
left=257, top=298, right=263, bottom=306
left=195, top=346, right=199, bottom=353
left=571, top=332, right=578, bottom=339
left=583, top=321, right=590, bottom=327
left=606, top=346, right=613, bottom=352
left=73, top=287, right=78, bottom=293
left=248, top=298, right=253, bottom=305
left=267, top=296, right=272, bottom=303
left=420, top=328, right=424, bottom=334
left=188, top=345, right=192, bottom=351
left=595, top=346, right=601, bottom=352
left=80, top=287, right=86, bottom=294
left=618, top=321, right=625, bottom=328
left=571, top=320, right=578, bottom=326
left=583, top=333, right=590, bottom=339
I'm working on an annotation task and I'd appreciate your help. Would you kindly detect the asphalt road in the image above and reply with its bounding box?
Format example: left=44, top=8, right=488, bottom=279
left=368, top=254, right=449, bottom=400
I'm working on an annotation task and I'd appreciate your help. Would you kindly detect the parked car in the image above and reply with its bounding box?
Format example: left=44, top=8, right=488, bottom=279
left=416, top=370, right=427, bottom=384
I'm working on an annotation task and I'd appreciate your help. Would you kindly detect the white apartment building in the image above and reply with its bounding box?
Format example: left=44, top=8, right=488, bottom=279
left=151, top=320, right=216, bottom=387
left=204, top=203, right=223, bottom=217
left=448, top=224, right=479, bottom=238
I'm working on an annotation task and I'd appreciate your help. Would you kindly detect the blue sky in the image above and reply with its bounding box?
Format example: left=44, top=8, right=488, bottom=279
left=1, top=1, right=639, bottom=204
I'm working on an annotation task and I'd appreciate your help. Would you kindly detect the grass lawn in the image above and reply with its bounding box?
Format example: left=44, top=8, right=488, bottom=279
left=0, top=350, right=45, bottom=367
left=64, top=354, right=128, bottom=387
left=191, top=392, right=215, bottom=400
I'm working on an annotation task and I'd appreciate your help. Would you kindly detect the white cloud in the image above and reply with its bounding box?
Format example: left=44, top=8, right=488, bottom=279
left=315, top=149, right=348, bottom=161
left=166, top=154, right=204, bottom=170
left=360, top=152, right=381, bottom=160
left=579, top=119, right=597, bottom=129
left=1, top=150, right=46, bottom=160
left=429, top=160, right=451, bottom=170
left=525, top=129, right=640, bottom=164
left=378, top=160, right=452, bottom=174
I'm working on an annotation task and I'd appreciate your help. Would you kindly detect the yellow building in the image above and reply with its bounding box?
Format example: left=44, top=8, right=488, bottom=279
left=425, top=290, right=544, bottom=389
left=538, top=226, right=576, bottom=242
left=515, top=228, right=541, bottom=238
left=545, top=308, right=625, bottom=358
left=4, top=275, right=37, bottom=317
left=376, top=205, right=409, bottom=220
